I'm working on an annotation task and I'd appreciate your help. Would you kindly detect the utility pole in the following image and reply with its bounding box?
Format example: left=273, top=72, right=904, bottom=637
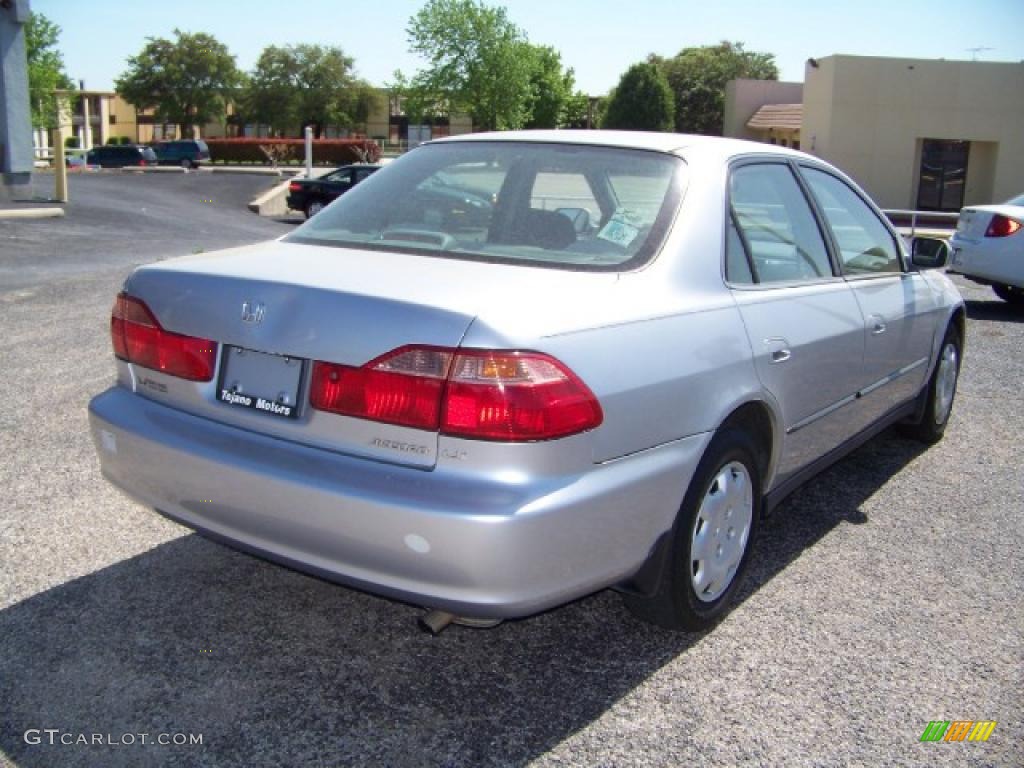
left=0, top=0, right=33, bottom=202
left=966, top=47, right=993, bottom=61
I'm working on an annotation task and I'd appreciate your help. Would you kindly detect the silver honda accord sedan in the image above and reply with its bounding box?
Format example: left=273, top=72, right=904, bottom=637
left=89, top=131, right=964, bottom=631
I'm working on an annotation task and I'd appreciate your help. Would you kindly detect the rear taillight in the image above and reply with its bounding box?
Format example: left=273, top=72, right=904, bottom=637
left=442, top=351, right=602, bottom=440
left=138, top=159, right=147, bottom=166
left=288, top=182, right=301, bottom=192
left=310, top=347, right=452, bottom=430
left=310, top=347, right=602, bottom=441
left=110, top=293, right=217, bottom=381
left=985, top=214, right=1021, bottom=238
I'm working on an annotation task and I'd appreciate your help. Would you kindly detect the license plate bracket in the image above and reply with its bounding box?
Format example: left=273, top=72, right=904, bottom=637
left=216, top=346, right=304, bottom=420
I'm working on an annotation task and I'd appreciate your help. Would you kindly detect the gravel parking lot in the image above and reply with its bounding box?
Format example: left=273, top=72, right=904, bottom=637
left=0, top=172, right=1021, bottom=768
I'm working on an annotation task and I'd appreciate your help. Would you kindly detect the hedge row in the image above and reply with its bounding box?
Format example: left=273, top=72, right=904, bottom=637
left=203, top=138, right=381, bottom=165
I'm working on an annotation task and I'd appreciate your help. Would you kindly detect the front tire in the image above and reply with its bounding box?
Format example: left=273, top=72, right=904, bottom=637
left=624, top=429, right=762, bottom=631
left=903, top=326, right=961, bottom=444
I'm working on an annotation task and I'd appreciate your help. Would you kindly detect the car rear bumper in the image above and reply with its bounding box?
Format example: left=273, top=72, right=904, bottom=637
left=88, top=386, right=706, bottom=618
left=949, top=237, right=1023, bottom=288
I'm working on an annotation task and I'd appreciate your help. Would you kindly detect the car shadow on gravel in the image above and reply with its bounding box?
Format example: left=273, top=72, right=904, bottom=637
left=964, top=298, right=1023, bottom=324
left=0, top=431, right=925, bottom=768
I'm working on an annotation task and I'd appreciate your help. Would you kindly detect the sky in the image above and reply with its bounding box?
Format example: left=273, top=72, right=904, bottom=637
left=35, top=0, right=1024, bottom=95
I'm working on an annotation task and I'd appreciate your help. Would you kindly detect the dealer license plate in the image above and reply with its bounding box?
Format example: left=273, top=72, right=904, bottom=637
left=216, top=346, right=304, bottom=420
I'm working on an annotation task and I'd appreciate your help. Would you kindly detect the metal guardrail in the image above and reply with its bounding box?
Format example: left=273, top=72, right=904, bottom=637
left=882, top=209, right=960, bottom=237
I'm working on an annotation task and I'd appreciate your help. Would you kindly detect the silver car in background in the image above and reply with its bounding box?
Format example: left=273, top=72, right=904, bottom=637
left=89, top=131, right=965, bottom=632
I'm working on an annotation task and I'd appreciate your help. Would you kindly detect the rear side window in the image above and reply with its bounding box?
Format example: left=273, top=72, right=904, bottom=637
left=729, top=164, right=834, bottom=284
left=802, top=167, right=902, bottom=275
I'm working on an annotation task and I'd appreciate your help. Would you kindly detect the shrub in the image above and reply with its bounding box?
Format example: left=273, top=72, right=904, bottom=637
left=106, top=137, right=119, bottom=145
left=203, top=137, right=381, bottom=165
left=119, top=137, right=134, bottom=145
left=64, top=136, right=79, bottom=148
left=603, top=62, right=675, bottom=132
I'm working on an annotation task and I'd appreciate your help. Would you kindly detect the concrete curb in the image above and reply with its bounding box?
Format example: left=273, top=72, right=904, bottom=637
left=0, top=207, right=65, bottom=220
left=248, top=177, right=297, bottom=217
left=209, top=166, right=297, bottom=177
left=118, top=165, right=294, bottom=176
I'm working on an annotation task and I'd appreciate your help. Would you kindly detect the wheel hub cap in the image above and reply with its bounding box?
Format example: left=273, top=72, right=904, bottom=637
left=691, top=461, right=753, bottom=603
left=935, top=342, right=958, bottom=425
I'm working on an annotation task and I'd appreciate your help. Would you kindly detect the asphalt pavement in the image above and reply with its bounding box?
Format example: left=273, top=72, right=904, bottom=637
left=0, top=172, right=1020, bottom=767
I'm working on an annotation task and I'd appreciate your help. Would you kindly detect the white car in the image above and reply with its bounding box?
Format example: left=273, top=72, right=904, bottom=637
left=949, top=193, right=1024, bottom=304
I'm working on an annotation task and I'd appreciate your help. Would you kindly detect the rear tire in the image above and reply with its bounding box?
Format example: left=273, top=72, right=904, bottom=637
left=902, top=326, right=961, bottom=444
left=624, top=429, right=762, bottom=631
left=180, top=158, right=192, bottom=169
left=993, top=284, right=1024, bottom=305
left=305, top=199, right=325, bottom=219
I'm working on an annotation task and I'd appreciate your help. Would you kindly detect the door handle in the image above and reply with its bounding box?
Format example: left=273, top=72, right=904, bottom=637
left=868, top=314, right=887, bottom=335
left=763, top=337, right=792, bottom=364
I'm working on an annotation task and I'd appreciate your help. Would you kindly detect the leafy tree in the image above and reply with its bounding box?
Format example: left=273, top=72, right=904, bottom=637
left=246, top=44, right=379, bottom=138
left=651, top=41, right=778, bottom=135
left=387, top=69, right=442, bottom=127
left=116, top=30, right=241, bottom=138
left=602, top=62, right=674, bottom=132
left=522, top=45, right=573, bottom=129
left=560, top=90, right=593, bottom=129
left=25, top=12, right=74, bottom=129
left=406, top=0, right=534, bottom=132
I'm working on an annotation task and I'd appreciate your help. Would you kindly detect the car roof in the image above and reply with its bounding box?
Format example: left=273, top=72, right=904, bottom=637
left=433, top=129, right=805, bottom=159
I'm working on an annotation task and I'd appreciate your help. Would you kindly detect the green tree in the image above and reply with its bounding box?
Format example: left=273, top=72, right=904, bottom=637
left=561, top=90, right=593, bottom=129
left=602, top=62, right=674, bottom=132
left=25, top=12, right=73, bottom=129
left=246, top=44, right=379, bottom=138
left=116, top=30, right=241, bottom=138
left=406, top=0, right=533, bottom=132
left=651, top=41, right=778, bottom=135
left=522, top=44, right=572, bottom=129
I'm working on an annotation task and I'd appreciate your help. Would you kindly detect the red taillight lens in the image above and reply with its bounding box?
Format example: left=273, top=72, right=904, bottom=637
left=985, top=214, right=1021, bottom=238
left=442, top=351, right=603, bottom=440
left=138, top=159, right=147, bottom=166
left=310, top=346, right=603, bottom=441
left=310, top=347, right=452, bottom=430
left=110, top=293, right=217, bottom=381
left=288, top=182, right=301, bottom=192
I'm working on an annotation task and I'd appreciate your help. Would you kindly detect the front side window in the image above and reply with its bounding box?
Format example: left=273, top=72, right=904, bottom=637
left=729, top=163, right=834, bottom=284
left=802, top=167, right=902, bottom=275
left=287, top=142, right=686, bottom=271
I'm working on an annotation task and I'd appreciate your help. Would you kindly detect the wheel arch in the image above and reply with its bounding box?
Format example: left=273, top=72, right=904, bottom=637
left=717, top=399, right=780, bottom=497
left=950, top=305, right=966, bottom=349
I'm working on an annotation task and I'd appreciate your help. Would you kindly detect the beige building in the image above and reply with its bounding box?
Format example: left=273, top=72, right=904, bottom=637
left=48, top=90, right=208, bottom=152
left=725, top=55, right=1024, bottom=211
left=43, top=88, right=474, bottom=154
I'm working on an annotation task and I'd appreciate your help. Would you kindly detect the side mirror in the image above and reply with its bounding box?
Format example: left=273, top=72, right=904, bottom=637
left=911, top=237, right=949, bottom=269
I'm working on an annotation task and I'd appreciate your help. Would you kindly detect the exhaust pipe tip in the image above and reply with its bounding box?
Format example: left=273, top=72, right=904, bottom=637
left=418, top=609, right=456, bottom=635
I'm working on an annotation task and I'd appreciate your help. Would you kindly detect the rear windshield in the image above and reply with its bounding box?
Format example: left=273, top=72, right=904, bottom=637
left=286, top=141, right=686, bottom=271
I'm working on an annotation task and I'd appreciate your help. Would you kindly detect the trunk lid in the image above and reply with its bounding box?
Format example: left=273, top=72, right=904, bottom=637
left=122, top=239, right=618, bottom=468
